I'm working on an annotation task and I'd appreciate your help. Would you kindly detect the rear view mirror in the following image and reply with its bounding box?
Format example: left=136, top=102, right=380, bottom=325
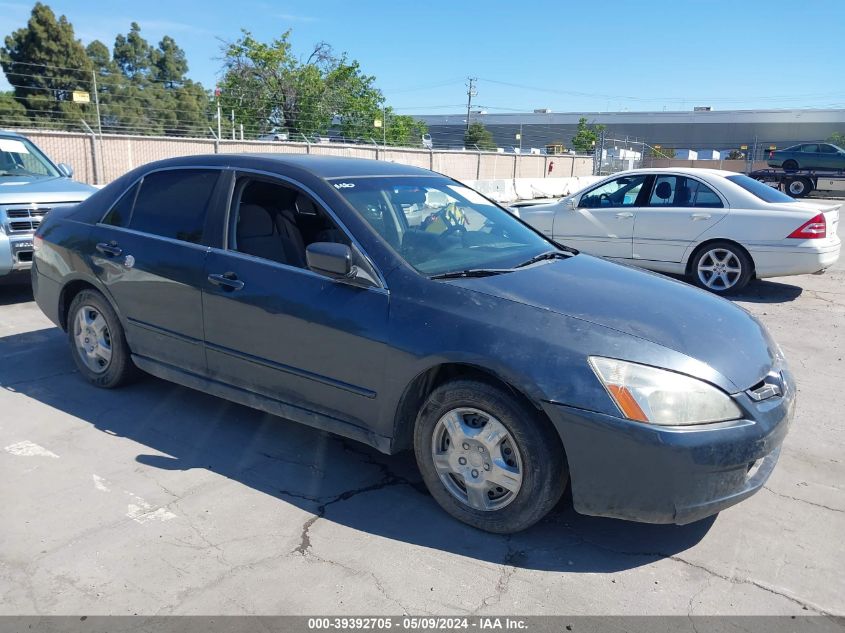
left=306, top=242, right=352, bottom=277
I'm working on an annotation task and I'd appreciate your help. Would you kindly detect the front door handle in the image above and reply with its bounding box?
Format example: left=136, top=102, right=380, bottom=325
left=615, top=211, right=634, bottom=219
left=690, top=213, right=712, bottom=221
left=95, top=242, right=122, bottom=257
left=208, top=272, right=244, bottom=291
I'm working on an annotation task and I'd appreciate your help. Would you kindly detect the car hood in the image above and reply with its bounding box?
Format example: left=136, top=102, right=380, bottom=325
left=0, top=175, right=97, bottom=203
left=449, top=254, right=775, bottom=391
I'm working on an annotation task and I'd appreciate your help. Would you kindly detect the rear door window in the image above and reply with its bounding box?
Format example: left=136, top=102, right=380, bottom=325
left=104, top=169, right=220, bottom=243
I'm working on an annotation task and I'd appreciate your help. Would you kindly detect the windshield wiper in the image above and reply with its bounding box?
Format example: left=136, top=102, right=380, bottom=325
left=514, top=250, right=570, bottom=268
left=429, top=268, right=511, bottom=280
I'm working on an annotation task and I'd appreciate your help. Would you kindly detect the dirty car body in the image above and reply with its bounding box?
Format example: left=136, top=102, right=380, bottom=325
left=31, top=154, right=795, bottom=530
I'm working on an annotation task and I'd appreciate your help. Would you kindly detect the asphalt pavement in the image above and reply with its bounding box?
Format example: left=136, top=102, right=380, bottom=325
left=0, top=220, right=843, bottom=616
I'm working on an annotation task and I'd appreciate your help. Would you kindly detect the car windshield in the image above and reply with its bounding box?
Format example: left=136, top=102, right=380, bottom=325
left=726, top=174, right=796, bottom=204
left=0, top=136, right=60, bottom=178
left=331, top=176, right=554, bottom=276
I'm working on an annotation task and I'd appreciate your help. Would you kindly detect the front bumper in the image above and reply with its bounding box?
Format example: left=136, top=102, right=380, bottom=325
left=0, top=231, right=36, bottom=276
left=543, top=367, right=796, bottom=524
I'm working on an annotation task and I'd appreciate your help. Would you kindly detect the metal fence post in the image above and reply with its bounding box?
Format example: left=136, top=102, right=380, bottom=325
left=80, top=119, right=101, bottom=185
left=476, top=151, right=481, bottom=180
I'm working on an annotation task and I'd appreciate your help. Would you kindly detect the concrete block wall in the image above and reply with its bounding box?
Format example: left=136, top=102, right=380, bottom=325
left=8, top=128, right=596, bottom=186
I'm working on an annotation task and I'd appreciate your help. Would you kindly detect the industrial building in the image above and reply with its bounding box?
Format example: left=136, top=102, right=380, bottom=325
left=415, top=108, right=845, bottom=155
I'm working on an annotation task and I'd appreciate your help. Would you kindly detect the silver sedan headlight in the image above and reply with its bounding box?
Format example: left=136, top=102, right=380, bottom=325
left=589, top=357, right=743, bottom=426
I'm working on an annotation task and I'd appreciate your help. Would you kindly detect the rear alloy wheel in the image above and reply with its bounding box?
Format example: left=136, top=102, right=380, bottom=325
left=690, top=242, right=752, bottom=294
left=414, top=379, right=567, bottom=533
left=782, top=159, right=799, bottom=171
left=68, top=289, right=137, bottom=388
left=785, top=176, right=813, bottom=198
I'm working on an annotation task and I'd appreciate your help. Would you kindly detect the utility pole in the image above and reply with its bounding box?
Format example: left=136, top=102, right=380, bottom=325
left=91, top=70, right=102, bottom=138
left=383, top=105, right=387, bottom=146
left=231, top=110, right=235, bottom=140
left=465, top=77, right=477, bottom=133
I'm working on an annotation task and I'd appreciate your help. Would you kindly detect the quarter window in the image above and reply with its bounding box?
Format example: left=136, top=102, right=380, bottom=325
left=102, top=182, right=139, bottom=227
left=104, top=169, right=219, bottom=243
left=819, top=144, right=837, bottom=154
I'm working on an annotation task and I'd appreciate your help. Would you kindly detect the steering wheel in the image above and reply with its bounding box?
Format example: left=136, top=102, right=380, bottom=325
left=599, top=193, right=610, bottom=205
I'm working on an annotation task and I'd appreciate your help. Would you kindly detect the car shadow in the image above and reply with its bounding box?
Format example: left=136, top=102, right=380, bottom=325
left=1, top=326, right=716, bottom=574
left=665, top=275, right=803, bottom=304
left=729, top=279, right=804, bottom=304
left=0, top=274, right=33, bottom=306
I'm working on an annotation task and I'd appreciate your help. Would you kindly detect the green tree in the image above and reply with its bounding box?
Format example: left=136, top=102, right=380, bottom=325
left=827, top=132, right=845, bottom=147
left=113, top=22, right=153, bottom=82
left=383, top=109, right=428, bottom=146
left=1, top=2, right=94, bottom=129
left=726, top=149, right=745, bottom=160
left=464, top=121, right=496, bottom=150
left=570, top=117, right=605, bottom=153
left=218, top=30, right=387, bottom=140
left=647, top=145, right=675, bottom=159
left=153, top=36, right=188, bottom=87
left=0, top=91, right=27, bottom=124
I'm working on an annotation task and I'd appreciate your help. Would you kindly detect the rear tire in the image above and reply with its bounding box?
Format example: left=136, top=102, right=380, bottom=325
left=689, top=241, right=753, bottom=295
left=67, top=289, right=137, bottom=388
left=782, top=159, right=799, bottom=171
left=785, top=176, right=813, bottom=198
left=414, top=379, right=568, bottom=533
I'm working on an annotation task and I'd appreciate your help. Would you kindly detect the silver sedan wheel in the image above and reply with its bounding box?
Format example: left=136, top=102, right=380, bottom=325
left=430, top=407, right=523, bottom=511
left=697, top=248, right=742, bottom=291
left=73, top=305, right=113, bottom=374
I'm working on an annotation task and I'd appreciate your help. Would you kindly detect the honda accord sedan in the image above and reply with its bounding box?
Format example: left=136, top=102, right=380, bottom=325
left=31, top=154, right=794, bottom=533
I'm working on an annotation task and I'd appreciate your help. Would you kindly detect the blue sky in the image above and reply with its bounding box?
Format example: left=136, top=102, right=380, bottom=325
left=1, top=0, right=843, bottom=114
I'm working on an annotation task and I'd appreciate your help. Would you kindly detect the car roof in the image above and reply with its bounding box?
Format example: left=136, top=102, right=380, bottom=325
left=139, top=153, right=439, bottom=179
left=607, top=167, right=743, bottom=179
left=0, top=129, right=26, bottom=139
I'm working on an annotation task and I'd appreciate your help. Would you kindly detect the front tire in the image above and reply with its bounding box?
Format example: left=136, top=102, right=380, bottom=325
left=414, top=379, right=568, bottom=533
left=689, top=241, right=753, bottom=294
left=67, top=289, right=137, bottom=388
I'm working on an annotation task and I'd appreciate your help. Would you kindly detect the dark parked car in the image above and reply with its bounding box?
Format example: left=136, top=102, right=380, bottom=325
left=768, top=142, right=845, bottom=171
left=32, top=154, right=794, bottom=533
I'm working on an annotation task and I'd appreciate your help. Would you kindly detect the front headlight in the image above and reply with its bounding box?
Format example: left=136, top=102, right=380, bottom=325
left=589, top=357, right=742, bottom=426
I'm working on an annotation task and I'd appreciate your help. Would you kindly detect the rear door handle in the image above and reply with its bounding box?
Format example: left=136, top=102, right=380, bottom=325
left=95, top=242, right=122, bottom=257
left=615, top=211, right=634, bottom=219
left=690, top=213, right=712, bottom=221
left=208, top=272, right=244, bottom=291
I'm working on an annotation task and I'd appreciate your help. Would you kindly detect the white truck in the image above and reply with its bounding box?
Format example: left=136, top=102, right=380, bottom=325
left=0, top=131, right=97, bottom=278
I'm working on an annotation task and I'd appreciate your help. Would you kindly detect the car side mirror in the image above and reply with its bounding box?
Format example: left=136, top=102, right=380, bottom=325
left=306, top=242, right=379, bottom=288
left=565, top=198, right=576, bottom=210
left=307, top=242, right=352, bottom=277
left=57, top=163, right=73, bottom=178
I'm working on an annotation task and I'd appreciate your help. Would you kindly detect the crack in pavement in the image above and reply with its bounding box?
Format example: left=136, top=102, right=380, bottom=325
left=291, top=440, right=422, bottom=556
left=762, top=485, right=845, bottom=514
left=471, top=535, right=524, bottom=614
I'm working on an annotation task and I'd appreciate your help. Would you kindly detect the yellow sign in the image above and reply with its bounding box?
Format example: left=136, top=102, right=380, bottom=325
left=373, top=119, right=382, bottom=128
left=769, top=145, right=776, bottom=150
left=72, top=91, right=90, bottom=103
left=740, top=145, right=748, bottom=150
